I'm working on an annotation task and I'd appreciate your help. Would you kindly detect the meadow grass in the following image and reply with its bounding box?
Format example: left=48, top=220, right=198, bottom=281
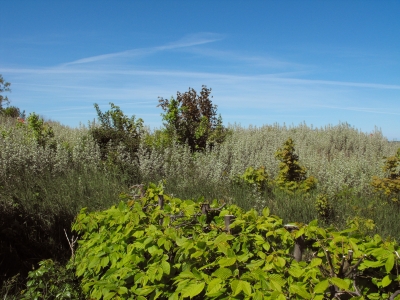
left=1, top=114, right=400, bottom=296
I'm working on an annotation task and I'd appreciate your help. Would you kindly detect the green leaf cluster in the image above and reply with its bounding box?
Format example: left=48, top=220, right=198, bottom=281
left=234, top=138, right=317, bottom=196
left=70, top=184, right=400, bottom=299
left=90, top=102, right=143, bottom=161
left=233, top=166, right=270, bottom=192
left=157, top=86, right=228, bottom=152
left=21, top=259, right=84, bottom=299
left=371, top=148, right=400, bottom=202
left=274, top=137, right=317, bottom=194
left=26, top=112, right=56, bottom=148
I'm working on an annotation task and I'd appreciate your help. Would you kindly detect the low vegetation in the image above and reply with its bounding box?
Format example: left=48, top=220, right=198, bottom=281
left=1, top=75, right=400, bottom=298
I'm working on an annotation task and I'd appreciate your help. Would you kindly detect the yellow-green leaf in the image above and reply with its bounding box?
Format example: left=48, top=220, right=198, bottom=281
left=212, top=267, right=232, bottom=280
left=289, top=284, right=311, bottom=299
left=313, top=279, right=329, bottom=294
left=330, top=277, right=349, bottom=290
left=161, top=260, right=170, bottom=275
left=218, top=257, right=236, bottom=267
left=381, top=275, right=392, bottom=287
left=206, top=278, right=222, bottom=295
left=181, top=282, right=205, bottom=298
left=385, top=254, right=395, bottom=273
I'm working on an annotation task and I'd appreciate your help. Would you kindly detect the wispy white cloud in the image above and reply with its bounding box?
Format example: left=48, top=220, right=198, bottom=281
left=316, top=105, right=400, bottom=116
left=62, top=32, right=223, bottom=66
left=4, top=66, right=400, bottom=91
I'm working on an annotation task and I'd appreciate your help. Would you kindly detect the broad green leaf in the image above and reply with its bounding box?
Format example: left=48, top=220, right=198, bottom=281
left=231, top=280, right=242, bottom=296
left=288, top=265, right=305, bottom=278
left=262, top=207, right=270, bottom=217
left=191, top=250, right=203, bottom=258
left=134, top=286, right=156, bottom=296
left=206, top=278, right=223, bottom=295
left=161, top=260, right=170, bottom=275
left=246, top=259, right=264, bottom=270
left=269, top=278, right=282, bottom=293
left=117, top=286, right=128, bottom=295
left=241, top=280, right=252, bottom=296
left=181, top=282, right=205, bottom=298
left=329, top=277, right=350, bottom=290
left=274, top=256, right=286, bottom=268
left=289, top=283, right=311, bottom=299
left=212, top=267, right=232, bottom=280
left=100, top=256, right=109, bottom=268
left=313, top=279, right=329, bottom=294
left=214, top=233, right=233, bottom=245
left=218, top=257, right=236, bottom=267
left=385, top=254, right=395, bottom=273
left=381, top=275, right=392, bottom=287
left=192, top=267, right=203, bottom=280
left=262, top=242, right=270, bottom=251
left=309, top=258, right=322, bottom=268
left=271, top=291, right=286, bottom=300
left=362, top=260, right=384, bottom=268
left=103, top=291, right=116, bottom=300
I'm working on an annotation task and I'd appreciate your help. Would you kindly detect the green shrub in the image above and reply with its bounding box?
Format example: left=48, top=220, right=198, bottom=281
left=1, top=106, right=23, bottom=118
left=71, top=185, right=400, bottom=299
left=234, top=166, right=270, bottom=192
left=158, top=86, right=227, bottom=152
left=21, top=259, right=84, bottom=299
left=314, top=193, right=334, bottom=223
left=274, top=137, right=317, bottom=194
left=27, top=112, right=55, bottom=148
left=90, top=102, right=143, bottom=160
left=371, top=148, right=400, bottom=202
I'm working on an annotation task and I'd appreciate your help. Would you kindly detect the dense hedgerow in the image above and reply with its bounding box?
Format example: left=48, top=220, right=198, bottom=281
left=22, top=183, right=400, bottom=299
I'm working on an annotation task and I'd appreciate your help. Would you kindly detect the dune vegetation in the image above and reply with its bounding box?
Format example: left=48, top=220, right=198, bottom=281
left=1, top=81, right=400, bottom=298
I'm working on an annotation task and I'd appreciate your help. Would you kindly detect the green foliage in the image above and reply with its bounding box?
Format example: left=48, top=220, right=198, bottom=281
left=143, top=128, right=175, bottom=150
left=71, top=185, right=400, bottom=299
left=91, top=102, right=144, bottom=160
left=314, top=193, right=334, bottom=222
left=27, top=112, right=55, bottom=148
left=371, top=148, right=400, bottom=202
left=0, top=74, right=11, bottom=110
left=158, top=86, right=227, bottom=152
left=1, top=105, right=24, bottom=118
left=274, top=137, right=317, bottom=193
left=90, top=103, right=143, bottom=184
left=234, top=166, right=270, bottom=192
left=21, top=259, right=84, bottom=299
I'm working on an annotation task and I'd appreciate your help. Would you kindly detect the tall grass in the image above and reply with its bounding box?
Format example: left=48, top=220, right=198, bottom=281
left=1, top=114, right=400, bottom=294
left=138, top=122, right=400, bottom=239
left=0, top=116, right=132, bottom=287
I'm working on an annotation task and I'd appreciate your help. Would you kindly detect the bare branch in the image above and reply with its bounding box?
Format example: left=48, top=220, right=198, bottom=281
left=64, top=229, right=78, bottom=259
left=325, top=250, right=336, bottom=277
left=344, top=255, right=366, bottom=278
left=390, top=290, right=400, bottom=300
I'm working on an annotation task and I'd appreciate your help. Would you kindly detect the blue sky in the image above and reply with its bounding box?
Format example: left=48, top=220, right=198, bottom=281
left=1, top=1, right=399, bottom=139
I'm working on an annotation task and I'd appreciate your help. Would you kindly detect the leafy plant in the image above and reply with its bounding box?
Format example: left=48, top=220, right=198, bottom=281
left=274, top=137, right=317, bottom=194
left=158, top=86, right=227, bottom=152
left=91, top=102, right=144, bottom=160
left=314, top=193, right=334, bottom=223
left=371, top=148, right=400, bottom=202
left=27, top=112, right=55, bottom=148
left=71, top=184, right=400, bottom=299
left=1, top=105, right=24, bottom=118
left=21, top=259, right=84, bottom=299
left=234, top=166, right=270, bottom=192
left=0, top=74, right=11, bottom=110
